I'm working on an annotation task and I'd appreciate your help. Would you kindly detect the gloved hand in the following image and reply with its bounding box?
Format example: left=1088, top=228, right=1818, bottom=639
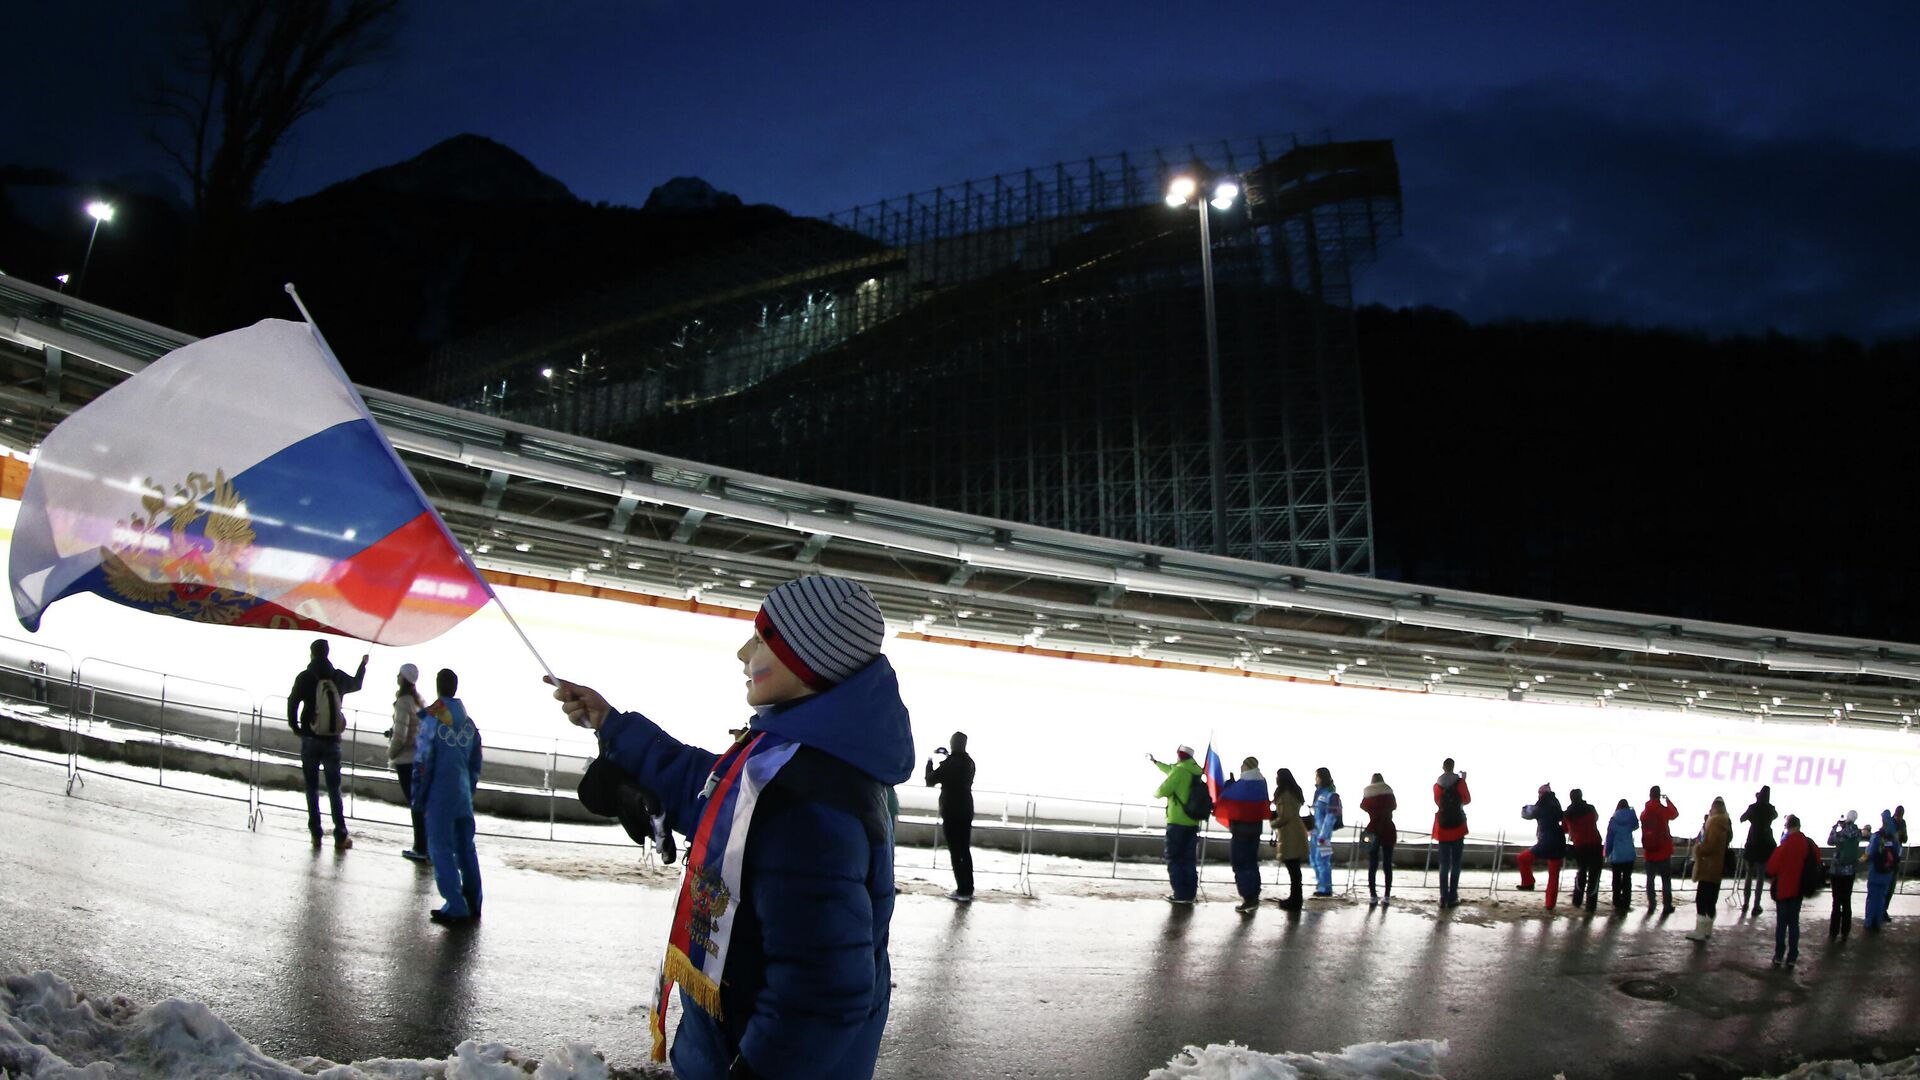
left=578, top=756, right=677, bottom=863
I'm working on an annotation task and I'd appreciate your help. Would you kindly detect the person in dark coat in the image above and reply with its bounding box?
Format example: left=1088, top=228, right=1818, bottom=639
left=551, top=575, right=912, bottom=1080
left=1359, top=773, right=1397, bottom=906
left=1517, top=783, right=1567, bottom=908
left=1827, top=810, right=1866, bottom=942
left=924, top=731, right=975, bottom=902
left=1738, top=785, right=1779, bottom=918
left=1562, top=788, right=1604, bottom=914
left=286, top=639, right=367, bottom=849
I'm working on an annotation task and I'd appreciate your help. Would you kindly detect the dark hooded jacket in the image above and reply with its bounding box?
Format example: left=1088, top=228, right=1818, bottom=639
left=597, top=655, right=914, bottom=1080
left=1562, top=795, right=1602, bottom=849
left=1521, top=789, right=1566, bottom=858
left=1740, top=787, right=1779, bottom=856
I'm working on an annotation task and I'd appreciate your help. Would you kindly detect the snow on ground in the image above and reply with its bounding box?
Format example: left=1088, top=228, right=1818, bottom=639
left=0, top=968, right=662, bottom=1079
left=1145, top=1040, right=1448, bottom=1079
left=1756, top=1060, right=1920, bottom=1080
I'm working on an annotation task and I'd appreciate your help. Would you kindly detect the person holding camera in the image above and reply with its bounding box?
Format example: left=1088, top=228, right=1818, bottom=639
left=1431, top=759, right=1471, bottom=908
left=1827, top=809, right=1866, bottom=941
left=1738, top=785, right=1780, bottom=918
left=1640, top=785, right=1680, bottom=916
left=925, top=732, right=975, bottom=902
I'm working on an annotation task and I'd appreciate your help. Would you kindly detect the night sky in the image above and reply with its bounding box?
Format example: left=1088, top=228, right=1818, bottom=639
left=15, top=1, right=1920, bottom=339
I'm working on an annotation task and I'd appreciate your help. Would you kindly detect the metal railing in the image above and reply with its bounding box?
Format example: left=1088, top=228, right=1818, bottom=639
left=3, top=634, right=1915, bottom=901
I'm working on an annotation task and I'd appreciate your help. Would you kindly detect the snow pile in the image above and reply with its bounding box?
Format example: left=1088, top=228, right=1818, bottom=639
left=0, top=968, right=658, bottom=1079
left=1755, top=1059, right=1920, bottom=1080
left=1146, top=1038, right=1448, bottom=1079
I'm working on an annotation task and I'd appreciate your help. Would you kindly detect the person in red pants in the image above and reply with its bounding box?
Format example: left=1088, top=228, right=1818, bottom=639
left=1517, top=783, right=1567, bottom=908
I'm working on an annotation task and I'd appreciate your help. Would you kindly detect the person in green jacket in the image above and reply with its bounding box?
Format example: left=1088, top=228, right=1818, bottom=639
left=1149, top=745, right=1205, bottom=904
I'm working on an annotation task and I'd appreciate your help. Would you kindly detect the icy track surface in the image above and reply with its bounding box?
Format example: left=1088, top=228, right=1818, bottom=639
left=6, top=967, right=1912, bottom=1080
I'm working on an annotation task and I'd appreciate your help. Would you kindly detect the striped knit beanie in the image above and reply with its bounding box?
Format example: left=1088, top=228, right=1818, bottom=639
left=754, top=576, right=887, bottom=690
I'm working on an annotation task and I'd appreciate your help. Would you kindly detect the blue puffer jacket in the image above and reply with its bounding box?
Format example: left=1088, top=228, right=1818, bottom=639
left=1312, top=785, right=1340, bottom=843
left=1604, top=806, right=1639, bottom=865
left=412, top=697, right=481, bottom=816
left=597, top=656, right=914, bottom=1080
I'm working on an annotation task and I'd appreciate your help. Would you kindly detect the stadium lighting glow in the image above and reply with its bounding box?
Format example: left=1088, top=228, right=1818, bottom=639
left=1164, top=175, right=1197, bottom=207
left=86, top=201, right=115, bottom=223
left=1209, top=181, right=1239, bottom=210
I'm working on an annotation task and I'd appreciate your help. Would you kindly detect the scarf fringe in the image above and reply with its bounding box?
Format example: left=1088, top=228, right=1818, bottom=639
left=650, top=945, right=726, bottom=1061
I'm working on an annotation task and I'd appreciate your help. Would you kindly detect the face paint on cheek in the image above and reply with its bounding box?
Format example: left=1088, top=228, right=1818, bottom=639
left=749, top=666, right=774, bottom=684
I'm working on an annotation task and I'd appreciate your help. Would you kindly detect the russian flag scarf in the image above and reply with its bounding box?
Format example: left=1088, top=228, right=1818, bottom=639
left=650, top=730, right=800, bottom=1062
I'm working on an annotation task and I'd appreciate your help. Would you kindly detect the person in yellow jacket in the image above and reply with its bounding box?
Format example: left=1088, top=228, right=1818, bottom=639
left=1149, top=746, right=1205, bottom=904
left=1687, top=796, right=1734, bottom=942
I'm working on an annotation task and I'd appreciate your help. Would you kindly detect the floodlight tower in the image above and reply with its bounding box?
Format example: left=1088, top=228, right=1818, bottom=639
left=1165, top=168, right=1239, bottom=556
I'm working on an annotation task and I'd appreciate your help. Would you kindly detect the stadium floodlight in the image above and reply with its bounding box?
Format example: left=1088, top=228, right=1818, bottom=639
left=1210, top=180, right=1239, bottom=211
left=76, top=200, right=116, bottom=297
left=1164, top=175, right=1197, bottom=207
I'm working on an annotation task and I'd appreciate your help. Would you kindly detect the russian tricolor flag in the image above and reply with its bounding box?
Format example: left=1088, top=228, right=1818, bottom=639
left=9, top=318, right=490, bottom=646
left=1205, top=742, right=1272, bottom=827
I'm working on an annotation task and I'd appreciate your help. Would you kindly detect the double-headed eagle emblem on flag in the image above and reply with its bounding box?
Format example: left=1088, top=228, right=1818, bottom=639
left=100, top=469, right=258, bottom=625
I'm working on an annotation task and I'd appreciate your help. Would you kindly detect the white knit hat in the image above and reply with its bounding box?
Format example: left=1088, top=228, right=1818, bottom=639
left=398, top=663, right=420, bottom=683
left=754, top=576, right=886, bottom=689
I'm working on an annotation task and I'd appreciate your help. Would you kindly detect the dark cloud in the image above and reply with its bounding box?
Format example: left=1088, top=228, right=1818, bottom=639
left=1346, top=82, right=1920, bottom=339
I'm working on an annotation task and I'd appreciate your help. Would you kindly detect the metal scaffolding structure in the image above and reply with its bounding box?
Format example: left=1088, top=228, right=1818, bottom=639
left=424, top=137, right=1403, bottom=575
left=8, top=274, right=1920, bottom=732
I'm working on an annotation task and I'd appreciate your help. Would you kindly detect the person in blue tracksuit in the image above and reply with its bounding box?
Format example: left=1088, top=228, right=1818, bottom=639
left=1310, top=767, right=1340, bottom=897
left=1603, top=799, right=1639, bottom=912
left=413, top=668, right=483, bottom=924
left=552, top=575, right=912, bottom=1080
left=1864, top=809, right=1901, bottom=931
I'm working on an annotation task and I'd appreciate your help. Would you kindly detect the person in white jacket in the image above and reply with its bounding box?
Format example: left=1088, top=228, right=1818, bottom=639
left=385, top=663, right=429, bottom=862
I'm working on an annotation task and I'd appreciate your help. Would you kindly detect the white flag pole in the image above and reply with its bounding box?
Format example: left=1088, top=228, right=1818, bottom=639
left=282, top=283, right=556, bottom=683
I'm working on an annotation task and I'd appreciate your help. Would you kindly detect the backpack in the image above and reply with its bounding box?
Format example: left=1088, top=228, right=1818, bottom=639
left=1876, top=840, right=1899, bottom=874
left=1180, top=773, right=1214, bottom=823
left=1801, top=840, right=1827, bottom=898
left=1437, top=784, right=1465, bottom=830
left=310, top=676, right=345, bottom=737
left=1326, top=791, right=1344, bottom=830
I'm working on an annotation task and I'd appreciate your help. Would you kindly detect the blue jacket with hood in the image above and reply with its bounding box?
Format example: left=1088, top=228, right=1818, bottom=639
left=597, top=655, right=914, bottom=1080
left=412, top=697, right=481, bottom=818
left=1604, top=806, right=1639, bottom=865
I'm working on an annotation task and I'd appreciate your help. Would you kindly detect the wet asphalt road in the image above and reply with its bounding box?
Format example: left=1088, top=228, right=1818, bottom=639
left=3, top=753, right=1918, bottom=1079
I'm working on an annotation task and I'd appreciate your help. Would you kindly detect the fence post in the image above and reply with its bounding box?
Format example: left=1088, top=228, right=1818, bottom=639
left=247, top=704, right=264, bottom=831
left=64, top=670, right=84, bottom=794
left=1491, top=829, right=1504, bottom=899
left=548, top=742, right=558, bottom=842
left=156, top=677, right=168, bottom=787
left=1111, top=803, right=1124, bottom=879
